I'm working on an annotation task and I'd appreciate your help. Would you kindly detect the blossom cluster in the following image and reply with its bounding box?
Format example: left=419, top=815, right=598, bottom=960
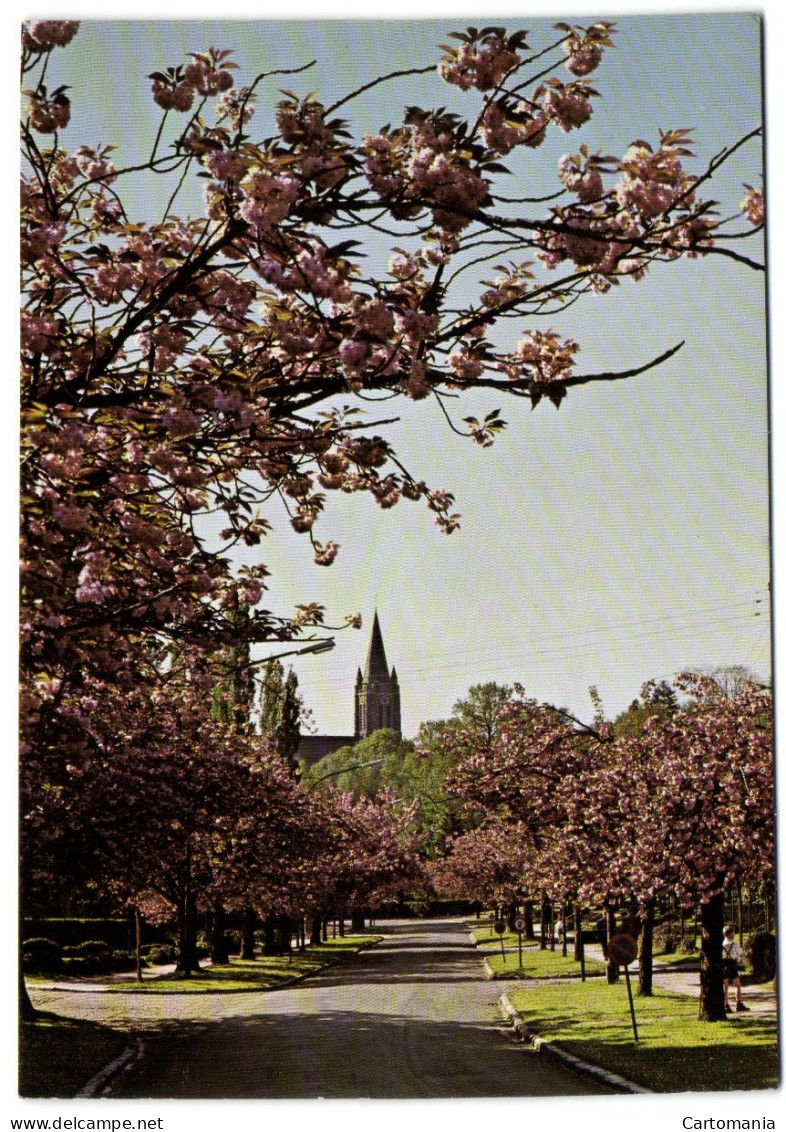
left=362, top=117, right=489, bottom=233
left=560, top=21, right=616, bottom=77
left=150, top=48, right=236, bottom=112
left=22, top=20, right=79, bottom=53
left=504, top=330, right=579, bottom=385
left=438, top=30, right=523, bottom=91
left=740, top=185, right=764, bottom=227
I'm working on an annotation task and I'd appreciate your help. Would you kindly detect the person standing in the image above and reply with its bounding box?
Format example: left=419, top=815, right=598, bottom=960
left=722, top=924, right=749, bottom=1012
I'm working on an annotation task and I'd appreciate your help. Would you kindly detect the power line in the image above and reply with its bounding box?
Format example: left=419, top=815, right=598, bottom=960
left=291, top=606, right=769, bottom=692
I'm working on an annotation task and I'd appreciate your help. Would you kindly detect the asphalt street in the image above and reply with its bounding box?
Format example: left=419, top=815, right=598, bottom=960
left=103, top=918, right=616, bottom=1098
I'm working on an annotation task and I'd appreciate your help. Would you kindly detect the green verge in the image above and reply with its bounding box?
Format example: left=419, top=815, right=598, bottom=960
left=471, top=928, right=606, bottom=980
left=505, top=980, right=779, bottom=1092
left=26, top=936, right=378, bottom=994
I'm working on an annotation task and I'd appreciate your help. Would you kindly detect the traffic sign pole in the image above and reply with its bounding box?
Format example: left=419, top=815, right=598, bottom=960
left=494, top=919, right=506, bottom=963
left=607, top=933, right=640, bottom=1043
left=514, top=915, right=525, bottom=968
left=624, top=964, right=639, bottom=1042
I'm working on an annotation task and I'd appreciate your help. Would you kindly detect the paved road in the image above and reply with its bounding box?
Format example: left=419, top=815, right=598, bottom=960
left=90, top=918, right=615, bottom=1098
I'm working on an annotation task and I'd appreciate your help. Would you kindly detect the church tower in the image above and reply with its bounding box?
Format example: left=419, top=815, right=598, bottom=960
left=354, top=612, right=401, bottom=739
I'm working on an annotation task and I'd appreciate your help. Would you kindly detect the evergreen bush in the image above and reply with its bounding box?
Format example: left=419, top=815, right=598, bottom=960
left=743, top=931, right=777, bottom=981
left=22, top=938, right=63, bottom=973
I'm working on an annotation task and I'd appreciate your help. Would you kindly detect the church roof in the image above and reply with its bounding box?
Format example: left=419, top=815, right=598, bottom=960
left=364, top=611, right=390, bottom=682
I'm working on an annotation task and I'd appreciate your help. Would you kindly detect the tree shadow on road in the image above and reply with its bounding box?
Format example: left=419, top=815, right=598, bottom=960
left=117, top=1004, right=619, bottom=1099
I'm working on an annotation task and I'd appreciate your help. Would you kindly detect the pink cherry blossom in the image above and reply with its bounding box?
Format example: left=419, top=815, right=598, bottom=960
left=541, top=81, right=594, bottom=132
left=740, top=185, right=764, bottom=227
left=23, top=21, right=80, bottom=52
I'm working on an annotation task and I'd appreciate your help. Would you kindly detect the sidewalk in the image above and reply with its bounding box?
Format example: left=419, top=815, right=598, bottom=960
left=31, top=961, right=181, bottom=993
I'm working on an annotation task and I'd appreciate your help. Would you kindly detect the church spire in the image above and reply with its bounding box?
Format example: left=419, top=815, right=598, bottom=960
left=354, top=611, right=401, bottom=739
left=364, top=610, right=390, bottom=682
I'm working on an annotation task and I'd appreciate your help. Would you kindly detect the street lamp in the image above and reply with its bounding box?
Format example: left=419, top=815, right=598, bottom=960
left=250, top=637, right=335, bottom=669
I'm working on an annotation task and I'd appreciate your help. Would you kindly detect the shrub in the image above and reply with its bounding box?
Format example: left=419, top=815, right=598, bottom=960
left=67, top=940, right=111, bottom=957
left=652, top=926, right=677, bottom=954
left=109, top=950, right=138, bottom=972
left=22, top=938, right=63, bottom=973
left=743, top=931, right=777, bottom=981
left=652, top=925, right=698, bottom=955
left=145, top=945, right=178, bottom=965
left=61, top=957, right=94, bottom=975
left=23, top=918, right=131, bottom=948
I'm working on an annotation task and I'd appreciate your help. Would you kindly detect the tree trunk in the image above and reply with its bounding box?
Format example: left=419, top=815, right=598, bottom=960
left=524, top=901, right=535, bottom=941
left=18, top=904, right=37, bottom=1020
left=698, top=888, right=727, bottom=1022
left=637, top=902, right=654, bottom=996
left=210, top=900, right=231, bottom=965
left=574, top=904, right=583, bottom=962
left=135, top=905, right=144, bottom=982
left=351, top=910, right=365, bottom=932
left=539, top=892, right=550, bottom=950
left=176, top=897, right=200, bottom=975
left=605, top=906, right=619, bottom=984
left=261, top=915, right=277, bottom=956
left=240, top=906, right=256, bottom=959
left=19, top=958, right=37, bottom=1021
left=764, top=881, right=770, bottom=933
left=310, top=914, right=322, bottom=947
left=506, top=899, right=518, bottom=933
left=175, top=844, right=201, bottom=975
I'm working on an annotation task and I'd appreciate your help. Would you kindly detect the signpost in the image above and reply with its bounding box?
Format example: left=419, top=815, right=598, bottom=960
left=608, top=933, right=640, bottom=1042
left=514, top=915, right=525, bottom=967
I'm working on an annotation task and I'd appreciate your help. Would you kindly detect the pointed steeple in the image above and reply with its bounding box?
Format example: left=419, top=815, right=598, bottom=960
left=354, top=611, right=401, bottom=740
left=364, top=611, right=390, bottom=682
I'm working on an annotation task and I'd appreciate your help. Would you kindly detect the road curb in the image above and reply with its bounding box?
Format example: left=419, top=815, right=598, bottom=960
left=76, top=1036, right=145, bottom=1098
left=498, top=993, right=652, bottom=1095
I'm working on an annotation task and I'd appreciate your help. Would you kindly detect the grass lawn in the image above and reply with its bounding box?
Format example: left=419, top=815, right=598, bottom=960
left=19, top=1013, right=127, bottom=1097
left=471, top=925, right=606, bottom=980
left=652, top=951, right=699, bottom=966
left=506, top=979, right=779, bottom=1092
left=486, top=942, right=607, bottom=980
left=26, top=935, right=378, bottom=994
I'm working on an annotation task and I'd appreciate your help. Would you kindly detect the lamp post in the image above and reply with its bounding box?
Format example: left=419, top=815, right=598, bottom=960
left=251, top=637, right=335, bottom=669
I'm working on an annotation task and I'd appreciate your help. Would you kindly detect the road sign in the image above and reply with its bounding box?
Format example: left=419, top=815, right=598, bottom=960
left=494, top=920, right=506, bottom=935
left=514, top=917, right=525, bottom=966
left=608, top=932, right=638, bottom=966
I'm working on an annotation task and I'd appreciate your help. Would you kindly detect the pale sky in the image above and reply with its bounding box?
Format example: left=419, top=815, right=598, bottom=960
left=23, top=7, right=772, bottom=738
